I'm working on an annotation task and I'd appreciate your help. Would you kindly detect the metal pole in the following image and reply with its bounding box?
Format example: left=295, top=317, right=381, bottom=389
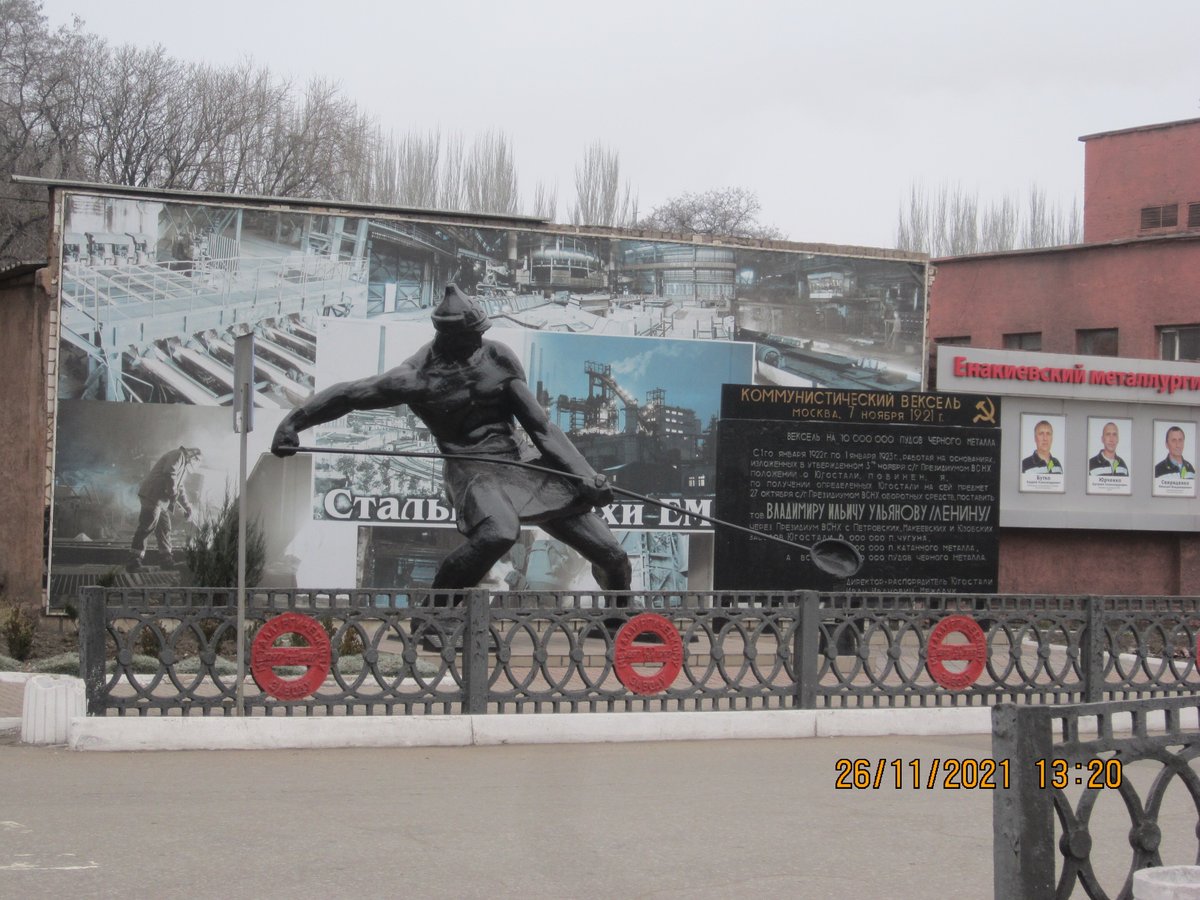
left=793, top=591, right=820, bottom=710
left=233, top=334, right=255, bottom=716
left=236, top=420, right=248, bottom=715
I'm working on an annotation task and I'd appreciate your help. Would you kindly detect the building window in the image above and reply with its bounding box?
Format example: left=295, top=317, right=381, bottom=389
left=935, top=336, right=971, bottom=346
left=1140, top=204, right=1179, bottom=230
left=1189, top=203, right=1200, bottom=229
left=1160, top=325, right=1200, bottom=361
left=1076, top=328, right=1118, bottom=356
left=1003, top=332, right=1042, bottom=351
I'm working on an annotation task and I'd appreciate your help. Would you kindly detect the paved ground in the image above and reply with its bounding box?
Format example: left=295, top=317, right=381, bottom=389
left=2, top=731, right=1196, bottom=899
left=0, top=732, right=994, bottom=899
left=0, top=681, right=22, bottom=718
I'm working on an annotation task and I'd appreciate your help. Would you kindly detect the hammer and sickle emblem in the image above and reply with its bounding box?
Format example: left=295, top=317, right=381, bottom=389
left=972, top=398, right=996, bottom=425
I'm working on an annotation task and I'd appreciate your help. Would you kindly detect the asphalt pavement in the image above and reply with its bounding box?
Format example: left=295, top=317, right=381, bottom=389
left=7, top=728, right=1200, bottom=898
left=1, top=731, right=1002, bottom=899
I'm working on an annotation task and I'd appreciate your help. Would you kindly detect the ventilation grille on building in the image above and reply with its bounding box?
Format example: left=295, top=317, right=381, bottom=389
left=1141, top=204, right=1179, bottom=230
left=1189, top=202, right=1200, bottom=229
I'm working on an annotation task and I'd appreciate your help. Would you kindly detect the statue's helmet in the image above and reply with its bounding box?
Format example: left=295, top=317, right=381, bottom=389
left=431, top=284, right=491, bottom=334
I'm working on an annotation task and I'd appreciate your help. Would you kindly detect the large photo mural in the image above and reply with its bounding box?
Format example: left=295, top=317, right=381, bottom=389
left=47, top=190, right=927, bottom=607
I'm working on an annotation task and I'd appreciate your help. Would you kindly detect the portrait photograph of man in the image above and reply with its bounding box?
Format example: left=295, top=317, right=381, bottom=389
left=1086, top=417, right=1132, bottom=496
left=1019, top=413, right=1065, bottom=493
left=1152, top=421, right=1197, bottom=498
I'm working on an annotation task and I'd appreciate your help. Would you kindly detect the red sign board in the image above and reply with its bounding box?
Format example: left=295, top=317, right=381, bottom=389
left=925, top=614, right=987, bottom=690
left=613, top=613, right=684, bottom=695
left=251, top=612, right=332, bottom=700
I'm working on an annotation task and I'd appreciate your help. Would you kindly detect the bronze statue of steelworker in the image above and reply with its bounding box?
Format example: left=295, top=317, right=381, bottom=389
left=271, top=285, right=632, bottom=591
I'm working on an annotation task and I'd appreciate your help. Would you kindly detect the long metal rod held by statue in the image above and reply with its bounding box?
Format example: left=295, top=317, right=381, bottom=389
left=293, top=445, right=864, bottom=578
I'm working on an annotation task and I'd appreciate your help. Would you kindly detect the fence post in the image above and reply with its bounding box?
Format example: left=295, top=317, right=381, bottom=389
left=992, top=704, right=1055, bottom=899
left=1081, top=596, right=1104, bottom=703
left=461, top=590, right=490, bottom=715
left=78, top=587, right=107, bottom=716
left=793, top=591, right=820, bottom=709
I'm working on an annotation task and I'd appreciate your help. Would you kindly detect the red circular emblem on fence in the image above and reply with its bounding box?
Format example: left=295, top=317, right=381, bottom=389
left=613, top=613, right=684, bottom=695
left=926, top=615, right=987, bottom=690
left=251, top=613, right=332, bottom=700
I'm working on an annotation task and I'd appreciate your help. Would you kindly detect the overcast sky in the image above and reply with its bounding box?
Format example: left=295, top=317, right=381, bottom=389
left=35, top=0, right=1200, bottom=249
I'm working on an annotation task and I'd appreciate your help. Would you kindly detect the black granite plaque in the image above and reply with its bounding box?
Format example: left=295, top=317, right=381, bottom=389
left=713, top=387, right=1001, bottom=592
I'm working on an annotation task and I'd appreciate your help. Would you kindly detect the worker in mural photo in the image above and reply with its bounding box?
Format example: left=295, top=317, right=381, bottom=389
left=1021, top=418, right=1063, bottom=474
left=1088, top=421, right=1129, bottom=477
left=1154, top=425, right=1195, bottom=479
left=271, top=284, right=632, bottom=591
left=127, top=446, right=202, bottom=571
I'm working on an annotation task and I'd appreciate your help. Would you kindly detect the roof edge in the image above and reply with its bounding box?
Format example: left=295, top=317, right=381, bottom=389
left=1078, top=117, right=1200, bottom=143
left=932, top=230, right=1200, bottom=264
left=11, top=175, right=927, bottom=263
left=12, top=174, right=547, bottom=226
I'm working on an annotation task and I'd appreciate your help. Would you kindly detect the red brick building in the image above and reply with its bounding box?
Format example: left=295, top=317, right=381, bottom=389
left=929, top=118, right=1200, bottom=595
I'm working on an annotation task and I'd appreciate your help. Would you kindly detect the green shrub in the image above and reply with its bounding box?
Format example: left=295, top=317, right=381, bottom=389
left=94, top=567, right=124, bottom=589
left=136, top=622, right=166, bottom=657
left=320, top=616, right=364, bottom=658
left=107, top=654, right=161, bottom=674
left=184, top=488, right=266, bottom=588
left=175, top=655, right=239, bottom=676
left=2, top=605, right=35, bottom=661
left=0, top=653, right=22, bottom=671
left=336, top=653, right=437, bottom=678
left=32, top=653, right=81, bottom=675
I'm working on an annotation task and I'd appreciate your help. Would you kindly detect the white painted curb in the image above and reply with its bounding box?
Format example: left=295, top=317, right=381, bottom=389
left=67, top=706, right=994, bottom=752
left=69, top=714, right=475, bottom=751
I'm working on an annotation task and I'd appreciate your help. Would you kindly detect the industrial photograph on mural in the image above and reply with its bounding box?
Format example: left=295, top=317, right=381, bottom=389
left=356, top=525, right=713, bottom=594
left=361, top=220, right=926, bottom=391
left=306, top=318, right=753, bottom=531
left=55, top=193, right=368, bottom=406
left=45, top=188, right=928, bottom=601
left=47, top=399, right=286, bottom=607
left=732, top=249, right=924, bottom=390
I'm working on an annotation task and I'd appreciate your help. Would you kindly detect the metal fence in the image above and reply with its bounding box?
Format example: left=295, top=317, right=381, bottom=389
left=78, top=588, right=1200, bottom=717
left=992, top=696, right=1200, bottom=900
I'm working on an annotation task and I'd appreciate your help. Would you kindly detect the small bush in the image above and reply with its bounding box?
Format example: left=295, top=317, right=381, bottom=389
left=324, top=617, right=364, bottom=658
left=107, top=654, right=161, bottom=675
left=336, top=653, right=437, bottom=679
left=0, top=653, right=22, bottom=671
left=94, top=567, right=124, bottom=589
left=175, top=655, right=238, bottom=676
left=184, top=488, right=266, bottom=588
left=32, top=653, right=82, bottom=675
left=135, top=622, right=166, bottom=657
left=2, top=605, right=35, bottom=661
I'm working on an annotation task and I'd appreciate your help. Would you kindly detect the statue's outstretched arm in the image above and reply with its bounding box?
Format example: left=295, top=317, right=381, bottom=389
left=271, top=362, right=420, bottom=457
